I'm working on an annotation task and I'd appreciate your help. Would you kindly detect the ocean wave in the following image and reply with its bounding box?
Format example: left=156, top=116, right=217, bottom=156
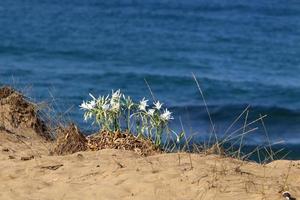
left=169, top=104, right=300, bottom=121
left=56, top=71, right=300, bottom=90
left=0, top=44, right=100, bottom=61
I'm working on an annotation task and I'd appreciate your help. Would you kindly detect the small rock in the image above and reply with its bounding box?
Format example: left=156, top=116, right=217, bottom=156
left=41, top=164, right=63, bottom=170
left=77, top=153, right=84, bottom=158
left=20, top=155, right=34, bottom=161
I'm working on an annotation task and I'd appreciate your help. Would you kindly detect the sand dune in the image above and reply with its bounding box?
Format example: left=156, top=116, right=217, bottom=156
left=0, top=130, right=299, bottom=200
left=0, top=87, right=299, bottom=200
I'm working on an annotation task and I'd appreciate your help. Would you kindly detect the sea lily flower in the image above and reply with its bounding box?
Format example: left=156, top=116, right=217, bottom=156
left=176, top=135, right=180, bottom=143
left=127, top=102, right=134, bottom=109
left=80, top=100, right=96, bottom=110
left=124, top=96, right=134, bottom=109
left=89, top=93, right=97, bottom=100
left=111, top=89, right=121, bottom=100
left=84, top=112, right=93, bottom=121
left=110, top=90, right=121, bottom=110
left=89, top=100, right=96, bottom=108
left=102, top=103, right=110, bottom=111
left=80, top=90, right=176, bottom=146
left=147, top=109, right=155, bottom=116
left=160, top=108, right=173, bottom=121
left=84, top=114, right=88, bottom=121
left=154, top=101, right=163, bottom=110
left=80, top=101, right=89, bottom=110
left=139, top=98, right=148, bottom=111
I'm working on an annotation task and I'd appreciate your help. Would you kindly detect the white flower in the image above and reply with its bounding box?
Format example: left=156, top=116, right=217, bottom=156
left=80, top=100, right=96, bottom=110
left=139, top=98, right=148, bottom=111
left=154, top=101, right=163, bottom=110
left=124, top=96, right=134, bottom=109
left=89, top=93, right=96, bottom=100
left=110, top=90, right=121, bottom=112
left=89, top=100, right=96, bottom=108
left=111, top=89, right=121, bottom=100
left=176, top=135, right=180, bottom=143
left=160, top=108, right=173, bottom=121
left=80, top=101, right=89, bottom=110
left=127, top=102, right=134, bottom=109
left=147, top=109, right=155, bottom=116
left=102, top=104, right=110, bottom=111
left=84, top=114, right=88, bottom=121
left=84, top=112, right=93, bottom=121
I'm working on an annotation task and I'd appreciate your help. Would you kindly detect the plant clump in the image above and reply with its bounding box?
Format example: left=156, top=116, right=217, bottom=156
left=80, top=90, right=182, bottom=147
left=52, top=124, right=160, bottom=156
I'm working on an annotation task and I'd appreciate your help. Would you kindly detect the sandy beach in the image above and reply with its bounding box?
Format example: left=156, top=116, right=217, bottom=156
left=0, top=128, right=299, bottom=200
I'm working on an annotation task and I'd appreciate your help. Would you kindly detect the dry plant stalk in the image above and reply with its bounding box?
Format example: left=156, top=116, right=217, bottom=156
left=53, top=123, right=88, bottom=155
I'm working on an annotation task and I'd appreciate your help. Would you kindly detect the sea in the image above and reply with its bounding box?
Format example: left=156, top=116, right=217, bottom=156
left=0, top=0, right=300, bottom=157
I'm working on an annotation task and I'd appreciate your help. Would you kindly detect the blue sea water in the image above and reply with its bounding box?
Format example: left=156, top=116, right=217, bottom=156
left=0, top=0, right=300, bottom=146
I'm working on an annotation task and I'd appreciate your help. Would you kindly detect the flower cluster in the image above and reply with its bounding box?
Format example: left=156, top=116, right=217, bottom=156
left=80, top=90, right=176, bottom=146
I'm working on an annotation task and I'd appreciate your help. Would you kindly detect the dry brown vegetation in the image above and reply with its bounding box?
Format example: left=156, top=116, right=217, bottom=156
left=52, top=123, right=88, bottom=155
left=87, top=130, right=161, bottom=156
left=52, top=123, right=160, bottom=156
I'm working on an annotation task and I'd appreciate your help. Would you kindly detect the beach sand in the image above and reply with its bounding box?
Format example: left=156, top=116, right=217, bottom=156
left=0, top=130, right=299, bottom=200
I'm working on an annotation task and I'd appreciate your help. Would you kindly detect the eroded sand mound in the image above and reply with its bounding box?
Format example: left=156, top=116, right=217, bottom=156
left=0, top=86, right=50, bottom=140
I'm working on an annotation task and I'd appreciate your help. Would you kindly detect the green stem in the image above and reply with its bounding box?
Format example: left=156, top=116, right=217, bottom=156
left=127, top=109, right=131, bottom=132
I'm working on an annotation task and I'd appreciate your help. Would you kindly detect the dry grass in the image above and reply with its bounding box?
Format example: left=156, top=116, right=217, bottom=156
left=52, top=124, right=160, bottom=156
left=190, top=73, right=286, bottom=164
left=52, top=123, right=88, bottom=155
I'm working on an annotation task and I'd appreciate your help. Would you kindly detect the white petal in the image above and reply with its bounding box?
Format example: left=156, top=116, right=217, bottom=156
left=89, top=93, right=96, bottom=100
